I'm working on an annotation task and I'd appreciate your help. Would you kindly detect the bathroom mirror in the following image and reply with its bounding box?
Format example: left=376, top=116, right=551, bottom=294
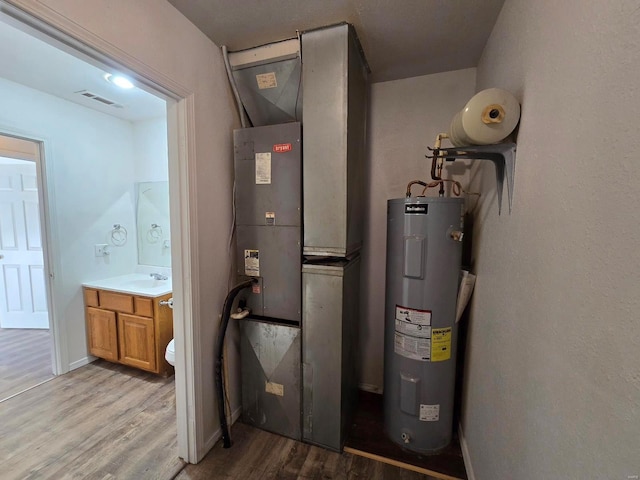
left=137, top=181, right=171, bottom=267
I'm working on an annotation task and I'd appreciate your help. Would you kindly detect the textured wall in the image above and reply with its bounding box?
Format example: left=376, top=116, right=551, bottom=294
left=462, top=1, right=640, bottom=478
left=360, top=68, right=476, bottom=390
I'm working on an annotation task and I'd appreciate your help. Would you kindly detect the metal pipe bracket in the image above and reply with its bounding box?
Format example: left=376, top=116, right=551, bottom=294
left=426, top=143, right=516, bottom=214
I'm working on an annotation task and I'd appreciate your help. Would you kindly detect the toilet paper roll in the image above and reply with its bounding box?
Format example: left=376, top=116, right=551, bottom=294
left=448, top=88, right=520, bottom=146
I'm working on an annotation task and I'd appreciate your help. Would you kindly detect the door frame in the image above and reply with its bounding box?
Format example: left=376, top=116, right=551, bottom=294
left=0, top=133, right=59, bottom=370
left=0, top=2, right=198, bottom=462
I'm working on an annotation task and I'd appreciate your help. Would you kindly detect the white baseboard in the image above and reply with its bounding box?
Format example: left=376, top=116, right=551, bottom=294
left=69, top=356, right=92, bottom=371
left=458, top=422, right=476, bottom=480
left=359, top=383, right=383, bottom=394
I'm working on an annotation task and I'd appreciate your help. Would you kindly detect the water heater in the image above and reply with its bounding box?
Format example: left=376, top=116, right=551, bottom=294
left=384, top=197, right=463, bottom=453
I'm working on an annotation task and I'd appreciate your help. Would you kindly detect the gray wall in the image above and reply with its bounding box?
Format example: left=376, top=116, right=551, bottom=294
left=360, top=68, right=476, bottom=391
left=462, top=0, right=640, bottom=478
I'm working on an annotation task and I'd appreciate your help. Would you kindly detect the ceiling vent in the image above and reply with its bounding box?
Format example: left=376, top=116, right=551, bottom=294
left=75, top=90, right=124, bottom=109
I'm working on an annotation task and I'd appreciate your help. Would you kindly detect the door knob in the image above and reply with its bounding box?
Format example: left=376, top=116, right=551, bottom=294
left=160, top=298, right=174, bottom=309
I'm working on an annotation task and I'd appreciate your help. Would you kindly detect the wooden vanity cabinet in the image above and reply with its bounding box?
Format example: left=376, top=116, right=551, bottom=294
left=86, top=307, right=118, bottom=362
left=83, top=287, right=173, bottom=375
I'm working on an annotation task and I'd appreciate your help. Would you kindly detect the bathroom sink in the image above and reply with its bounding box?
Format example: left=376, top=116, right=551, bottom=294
left=119, top=278, right=167, bottom=289
left=82, top=273, right=172, bottom=297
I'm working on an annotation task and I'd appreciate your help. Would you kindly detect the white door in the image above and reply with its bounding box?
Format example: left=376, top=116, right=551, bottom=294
left=0, top=159, right=48, bottom=329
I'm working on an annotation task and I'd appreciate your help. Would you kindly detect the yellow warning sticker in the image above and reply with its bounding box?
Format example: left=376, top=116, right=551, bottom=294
left=431, top=327, right=452, bottom=362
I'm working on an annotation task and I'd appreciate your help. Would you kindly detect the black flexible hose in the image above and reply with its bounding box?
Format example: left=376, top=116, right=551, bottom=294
left=215, top=278, right=255, bottom=448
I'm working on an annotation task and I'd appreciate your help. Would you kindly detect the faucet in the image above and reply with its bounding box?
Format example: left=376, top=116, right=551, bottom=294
left=150, top=273, right=168, bottom=281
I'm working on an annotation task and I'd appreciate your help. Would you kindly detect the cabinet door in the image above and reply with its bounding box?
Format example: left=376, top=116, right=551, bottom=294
left=118, top=313, right=156, bottom=372
left=87, top=307, right=118, bottom=361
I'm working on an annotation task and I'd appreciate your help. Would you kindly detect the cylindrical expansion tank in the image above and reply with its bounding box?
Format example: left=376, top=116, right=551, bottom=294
left=384, top=197, right=464, bottom=453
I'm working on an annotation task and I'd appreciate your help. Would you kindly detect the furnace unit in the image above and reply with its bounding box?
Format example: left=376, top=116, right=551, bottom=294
left=228, top=23, right=368, bottom=452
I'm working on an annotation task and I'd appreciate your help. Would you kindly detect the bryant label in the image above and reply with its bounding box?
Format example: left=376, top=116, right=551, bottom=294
left=405, top=204, right=428, bottom=215
left=273, top=143, right=292, bottom=153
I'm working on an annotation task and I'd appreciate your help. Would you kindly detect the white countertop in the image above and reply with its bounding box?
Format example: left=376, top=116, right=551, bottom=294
left=82, top=273, right=172, bottom=297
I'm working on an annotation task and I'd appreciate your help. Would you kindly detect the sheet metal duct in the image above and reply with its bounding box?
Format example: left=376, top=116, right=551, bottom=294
left=302, top=257, right=360, bottom=451
left=302, top=24, right=368, bottom=257
left=240, top=319, right=301, bottom=440
left=229, top=39, right=302, bottom=127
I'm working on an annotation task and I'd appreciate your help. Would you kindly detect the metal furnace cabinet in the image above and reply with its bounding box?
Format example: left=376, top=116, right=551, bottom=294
left=239, top=318, right=301, bottom=440
left=302, top=257, right=360, bottom=451
left=232, top=23, right=369, bottom=448
left=234, top=122, right=302, bottom=323
left=234, top=122, right=303, bottom=440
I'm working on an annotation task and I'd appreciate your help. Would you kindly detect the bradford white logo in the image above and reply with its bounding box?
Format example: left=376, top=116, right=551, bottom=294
left=273, top=143, right=292, bottom=153
left=405, top=204, right=428, bottom=214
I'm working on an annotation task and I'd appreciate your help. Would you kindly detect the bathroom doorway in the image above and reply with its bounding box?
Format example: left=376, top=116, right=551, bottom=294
left=0, top=1, right=195, bottom=460
left=0, top=134, right=54, bottom=401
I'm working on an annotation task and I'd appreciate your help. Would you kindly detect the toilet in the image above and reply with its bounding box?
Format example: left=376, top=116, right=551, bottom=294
left=165, top=338, right=175, bottom=366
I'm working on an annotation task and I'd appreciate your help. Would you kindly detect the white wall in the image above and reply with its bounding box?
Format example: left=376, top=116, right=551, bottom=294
left=360, top=68, right=476, bottom=390
left=0, top=76, right=139, bottom=366
left=462, top=1, right=640, bottom=478
left=10, top=0, right=238, bottom=461
left=133, top=116, right=168, bottom=183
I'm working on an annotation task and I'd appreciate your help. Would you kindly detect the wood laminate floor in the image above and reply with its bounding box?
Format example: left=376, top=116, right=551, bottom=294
left=0, top=359, right=183, bottom=480
left=178, top=422, right=439, bottom=480
left=2, top=357, right=441, bottom=480
left=0, top=327, right=54, bottom=402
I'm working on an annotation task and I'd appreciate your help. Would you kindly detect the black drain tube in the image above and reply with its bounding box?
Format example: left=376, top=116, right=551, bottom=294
left=215, top=278, right=255, bottom=448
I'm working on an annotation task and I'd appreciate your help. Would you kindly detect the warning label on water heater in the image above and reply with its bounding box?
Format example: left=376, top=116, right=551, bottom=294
left=244, top=249, right=260, bottom=277
left=394, top=305, right=433, bottom=361
left=395, top=333, right=431, bottom=361
left=431, top=327, right=452, bottom=362
left=395, top=305, right=431, bottom=326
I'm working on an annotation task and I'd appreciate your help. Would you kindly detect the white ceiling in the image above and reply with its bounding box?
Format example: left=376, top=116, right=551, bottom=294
left=168, top=0, right=505, bottom=82
left=0, top=17, right=166, bottom=122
